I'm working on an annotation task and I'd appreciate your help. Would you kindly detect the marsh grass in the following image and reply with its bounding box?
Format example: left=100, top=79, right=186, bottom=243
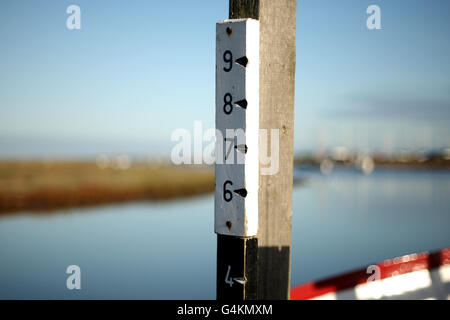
left=0, top=161, right=214, bottom=214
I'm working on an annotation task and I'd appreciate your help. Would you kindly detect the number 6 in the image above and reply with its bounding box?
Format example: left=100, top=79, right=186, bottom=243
left=223, top=180, right=233, bottom=202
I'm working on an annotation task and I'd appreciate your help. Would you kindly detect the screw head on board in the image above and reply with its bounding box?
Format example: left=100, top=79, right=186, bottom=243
left=226, top=221, right=232, bottom=230
left=226, top=27, right=232, bottom=36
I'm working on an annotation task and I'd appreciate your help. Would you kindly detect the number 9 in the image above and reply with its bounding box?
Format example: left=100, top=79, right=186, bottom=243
left=223, top=50, right=232, bottom=72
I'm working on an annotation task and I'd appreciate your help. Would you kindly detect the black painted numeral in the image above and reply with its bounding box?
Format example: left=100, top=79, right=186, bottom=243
left=223, top=50, right=233, bottom=72
left=223, top=180, right=233, bottom=202
left=223, top=93, right=233, bottom=115
left=225, top=137, right=235, bottom=160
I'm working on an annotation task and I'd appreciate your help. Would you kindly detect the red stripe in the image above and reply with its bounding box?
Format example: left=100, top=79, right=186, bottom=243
left=290, top=247, right=450, bottom=300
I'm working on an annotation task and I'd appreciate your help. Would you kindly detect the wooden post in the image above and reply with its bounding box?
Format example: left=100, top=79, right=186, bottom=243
left=215, top=18, right=260, bottom=300
left=229, top=0, right=297, bottom=300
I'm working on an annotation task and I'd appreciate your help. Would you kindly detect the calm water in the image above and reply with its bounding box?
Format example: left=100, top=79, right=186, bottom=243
left=0, top=169, right=449, bottom=299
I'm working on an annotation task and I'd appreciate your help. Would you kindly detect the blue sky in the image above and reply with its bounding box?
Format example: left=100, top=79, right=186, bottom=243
left=0, top=0, right=449, bottom=158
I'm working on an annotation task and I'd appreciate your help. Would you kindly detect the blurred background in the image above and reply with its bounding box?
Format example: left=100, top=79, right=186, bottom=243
left=0, top=0, right=449, bottom=299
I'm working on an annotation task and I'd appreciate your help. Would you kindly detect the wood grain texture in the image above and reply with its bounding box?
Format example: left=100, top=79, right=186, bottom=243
left=229, top=0, right=259, bottom=19
left=229, top=0, right=297, bottom=300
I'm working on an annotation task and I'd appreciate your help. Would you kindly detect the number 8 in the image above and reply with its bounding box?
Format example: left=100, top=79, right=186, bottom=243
left=223, top=93, right=232, bottom=115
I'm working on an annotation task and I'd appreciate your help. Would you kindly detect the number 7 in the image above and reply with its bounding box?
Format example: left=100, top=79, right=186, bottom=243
left=224, top=137, right=235, bottom=161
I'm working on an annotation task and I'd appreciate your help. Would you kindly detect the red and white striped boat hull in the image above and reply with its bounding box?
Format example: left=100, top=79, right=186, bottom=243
left=291, top=247, right=450, bottom=300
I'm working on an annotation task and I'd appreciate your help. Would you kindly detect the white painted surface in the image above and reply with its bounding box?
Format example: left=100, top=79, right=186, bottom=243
left=439, top=264, right=450, bottom=282
left=311, top=266, right=450, bottom=300
left=311, top=292, right=337, bottom=300
left=356, top=269, right=432, bottom=299
left=215, top=19, right=260, bottom=237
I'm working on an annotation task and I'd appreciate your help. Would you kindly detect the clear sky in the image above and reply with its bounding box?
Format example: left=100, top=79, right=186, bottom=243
left=0, top=0, right=449, bottom=158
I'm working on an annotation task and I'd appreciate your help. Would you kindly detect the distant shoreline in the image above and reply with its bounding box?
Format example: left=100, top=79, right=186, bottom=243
left=1, top=159, right=449, bottom=215
left=294, top=155, right=450, bottom=170
left=295, top=161, right=450, bottom=170
left=0, top=161, right=214, bottom=215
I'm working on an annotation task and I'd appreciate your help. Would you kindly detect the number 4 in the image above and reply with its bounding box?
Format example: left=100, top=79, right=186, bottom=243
left=225, top=265, right=233, bottom=287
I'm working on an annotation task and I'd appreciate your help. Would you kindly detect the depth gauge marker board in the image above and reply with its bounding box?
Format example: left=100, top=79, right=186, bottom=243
left=215, top=19, right=260, bottom=300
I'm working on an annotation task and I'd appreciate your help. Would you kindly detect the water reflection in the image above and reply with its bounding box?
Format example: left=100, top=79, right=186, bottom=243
left=0, top=169, right=449, bottom=299
left=0, top=196, right=216, bottom=299
left=291, top=168, right=450, bottom=287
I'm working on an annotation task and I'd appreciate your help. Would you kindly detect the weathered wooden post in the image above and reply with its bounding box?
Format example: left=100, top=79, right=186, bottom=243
left=216, top=0, right=296, bottom=300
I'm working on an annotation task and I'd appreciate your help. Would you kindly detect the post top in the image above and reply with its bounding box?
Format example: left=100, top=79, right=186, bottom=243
left=217, top=18, right=259, bottom=25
